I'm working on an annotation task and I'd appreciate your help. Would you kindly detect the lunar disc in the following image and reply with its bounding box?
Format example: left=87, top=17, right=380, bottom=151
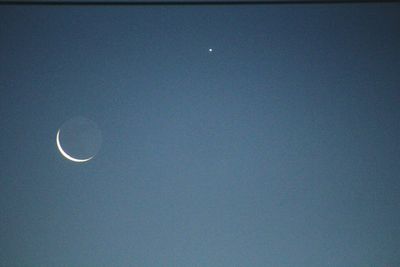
left=56, top=117, right=101, bottom=162
left=56, top=130, right=93, bottom=162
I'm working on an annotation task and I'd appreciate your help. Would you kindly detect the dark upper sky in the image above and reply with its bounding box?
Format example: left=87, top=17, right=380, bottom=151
left=0, top=3, right=399, bottom=266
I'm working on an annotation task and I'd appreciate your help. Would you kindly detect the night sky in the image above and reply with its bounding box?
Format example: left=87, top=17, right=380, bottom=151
left=1, top=2, right=400, bottom=266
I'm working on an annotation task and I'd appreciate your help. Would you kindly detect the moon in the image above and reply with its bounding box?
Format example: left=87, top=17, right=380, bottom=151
left=56, top=129, right=93, bottom=163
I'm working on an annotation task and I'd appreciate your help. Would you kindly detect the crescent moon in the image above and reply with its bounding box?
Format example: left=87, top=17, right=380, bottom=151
left=56, top=129, right=93, bottom=163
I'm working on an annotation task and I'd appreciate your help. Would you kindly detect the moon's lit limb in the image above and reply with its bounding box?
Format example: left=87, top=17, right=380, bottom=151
left=56, top=130, right=93, bottom=163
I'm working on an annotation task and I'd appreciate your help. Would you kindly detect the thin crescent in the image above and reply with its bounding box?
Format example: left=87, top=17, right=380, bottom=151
left=56, top=129, right=93, bottom=163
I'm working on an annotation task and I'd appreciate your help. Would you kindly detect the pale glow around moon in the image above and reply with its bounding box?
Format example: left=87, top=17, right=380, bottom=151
left=208, top=48, right=213, bottom=52
left=56, top=129, right=93, bottom=163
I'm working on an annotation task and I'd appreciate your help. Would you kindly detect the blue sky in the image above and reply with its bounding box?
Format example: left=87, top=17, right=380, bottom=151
left=0, top=3, right=399, bottom=266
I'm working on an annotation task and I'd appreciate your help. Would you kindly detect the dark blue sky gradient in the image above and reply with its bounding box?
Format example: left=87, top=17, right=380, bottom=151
left=0, top=3, right=399, bottom=266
